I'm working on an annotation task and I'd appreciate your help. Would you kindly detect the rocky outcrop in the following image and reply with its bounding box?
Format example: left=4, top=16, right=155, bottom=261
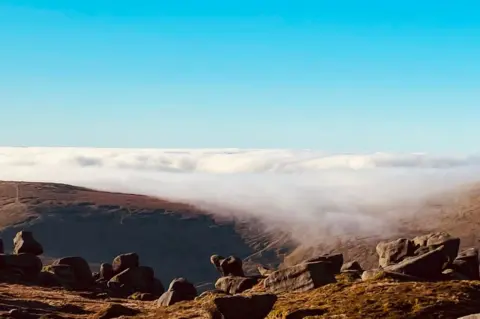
left=112, top=253, right=139, bottom=275
left=376, top=238, right=415, bottom=268
left=13, top=231, right=43, bottom=256
left=383, top=245, right=448, bottom=279
left=52, top=256, right=93, bottom=288
left=263, top=261, right=336, bottom=293
left=215, top=276, right=258, bottom=294
left=0, top=253, right=43, bottom=280
left=454, top=248, right=480, bottom=280
left=412, top=232, right=460, bottom=263
left=219, top=256, right=244, bottom=277
left=42, top=264, right=76, bottom=288
left=108, top=266, right=157, bottom=295
left=157, top=278, right=197, bottom=307
left=99, top=263, right=114, bottom=281
left=304, top=253, right=343, bottom=274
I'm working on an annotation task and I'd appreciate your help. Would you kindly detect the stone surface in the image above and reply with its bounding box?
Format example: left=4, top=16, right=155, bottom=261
left=43, top=264, right=76, bottom=288
left=215, top=276, right=258, bottom=294
left=376, top=238, right=415, bottom=268
left=100, top=263, right=114, bottom=281
left=219, top=256, right=244, bottom=277
left=263, top=261, right=336, bottom=293
left=156, top=278, right=197, bottom=307
left=412, top=232, right=460, bottom=263
left=454, top=248, right=480, bottom=280
left=52, top=256, right=93, bottom=287
left=0, top=253, right=43, bottom=280
left=384, top=246, right=448, bottom=279
left=112, top=253, right=139, bottom=275
left=108, top=266, right=156, bottom=294
left=305, top=253, right=344, bottom=274
left=13, top=231, right=43, bottom=256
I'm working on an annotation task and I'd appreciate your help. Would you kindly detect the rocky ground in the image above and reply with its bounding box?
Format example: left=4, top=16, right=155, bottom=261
left=2, top=181, right=480, bottom=318
left=0, top=228, right=480, bottom=318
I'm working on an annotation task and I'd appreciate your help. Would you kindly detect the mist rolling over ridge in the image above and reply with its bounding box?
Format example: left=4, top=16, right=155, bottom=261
left=1, top=147, right=480, bottom=249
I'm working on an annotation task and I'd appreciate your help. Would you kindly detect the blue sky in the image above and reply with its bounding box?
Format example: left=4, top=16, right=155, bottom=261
left=0, top=1, right=479, bottom=152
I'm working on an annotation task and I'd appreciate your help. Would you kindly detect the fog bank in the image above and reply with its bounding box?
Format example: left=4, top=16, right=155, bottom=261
left=1, top=147, right=479, bottom=246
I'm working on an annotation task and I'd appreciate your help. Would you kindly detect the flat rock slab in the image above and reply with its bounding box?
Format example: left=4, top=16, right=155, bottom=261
left=264, top=261, right=336, bottom=294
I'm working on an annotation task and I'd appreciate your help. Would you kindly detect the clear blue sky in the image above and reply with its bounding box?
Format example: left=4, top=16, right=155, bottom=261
left=0, top=1, right=479, bottom=152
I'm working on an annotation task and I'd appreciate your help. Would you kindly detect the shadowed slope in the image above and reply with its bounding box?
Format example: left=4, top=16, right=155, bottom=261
left=0, top=181, right=278, bottom=288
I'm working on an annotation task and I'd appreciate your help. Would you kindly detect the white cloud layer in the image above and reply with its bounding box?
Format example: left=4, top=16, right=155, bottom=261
left=1, top=147, right=480, bottom=246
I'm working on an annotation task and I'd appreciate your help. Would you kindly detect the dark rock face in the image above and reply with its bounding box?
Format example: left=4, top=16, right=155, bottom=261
left=305, top=253, right=344, bottom=274
left=52, top=256, right=93, bottom=288
left=99, top=263, right=114, bottom=281
left=156, top=278, right=197, bottom=307
left=215, top=276, right=258, bottom=294
left=383, top=246, right=449, bottom=279
left=453, top=248, right=480, bottom=280
left=13, top=231, right=43, bottom=256
left=42, top=264, right=76, bottom=288
left=168, top=277, right=197, bottom=297
left=412, top=232, right=460, bottom=263
left=0, top=253, right=42, bottom=280
left=0, top=239, right=3, bottom=254
left=108, top=266, right=156, bottom=294
left=213, top=294, right=277, bottom=319
left=112, top=253, right=139, bottom=275
left=376, top=238, right=415, bottom=268
left=341, top=261, right=363, bottom=273
left=219, top=256, right=244, bottom=277
left=263, top=261, right=336, bottom=294
left=211, top=255, right=224, bottom=274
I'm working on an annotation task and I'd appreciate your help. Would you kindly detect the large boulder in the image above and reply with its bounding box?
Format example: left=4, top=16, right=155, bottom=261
left=384, top=245, right=449, bottom=280
left=211, top=255, right=224, bottom=274
left=156, top=278, right=197, bottom=307
left=51, top=256, right=93, bottom=288
left=0, top=253, right=42, bottom=280
left=112, top=253, right=139, bottom=275
left=215, top=276, right=258, bottom=295
left=99, top=263, right=114, bottom=281
left=304, top=253, right=343, bottom=274
left=13, top=231, right=43, bottom=256
left=412, top=232, right=460, bottom=263
left=108, top=266, right=156, bottom=294
left=220, top=256, right=244, bottom=277
left=376, top=238, right=415, bottom=268
left=213, top=294, right=277, bottom=319
left=263, top=261, right=336, bottom=294
left=42, top=264, right=76, bottom=288
left=453, top=248, right=480, bottom=280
